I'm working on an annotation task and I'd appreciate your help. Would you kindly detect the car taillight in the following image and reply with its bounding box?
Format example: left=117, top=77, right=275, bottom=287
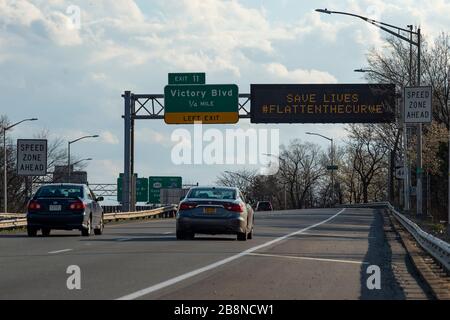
left=28, top=200, right=42, bottom=211
left=224, top=203, right=244, bottom=212
left=69, top=201, right=86, bottom=210
left=179, top=202, right=197, bottom=210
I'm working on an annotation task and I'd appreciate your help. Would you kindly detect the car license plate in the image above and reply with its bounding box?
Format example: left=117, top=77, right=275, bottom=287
left=49, top=205, right=61, bottom=211
left=203, top=207, right=216, bottom=214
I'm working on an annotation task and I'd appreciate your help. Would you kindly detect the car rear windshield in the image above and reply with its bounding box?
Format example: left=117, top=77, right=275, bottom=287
left=35, top=186, right=84, bottom=199
left=187, top=188, right=236, bottom=200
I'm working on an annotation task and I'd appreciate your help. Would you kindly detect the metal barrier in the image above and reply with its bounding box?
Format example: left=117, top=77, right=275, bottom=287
left=0, top=205, right=178, bottom=231
left=339, top=201, right=450, bottom=272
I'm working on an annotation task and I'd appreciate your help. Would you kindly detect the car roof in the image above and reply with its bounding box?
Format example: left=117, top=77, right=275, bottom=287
left=39, top=183, right=87, bottom=187
left=189, top=186, right=238, bottom=191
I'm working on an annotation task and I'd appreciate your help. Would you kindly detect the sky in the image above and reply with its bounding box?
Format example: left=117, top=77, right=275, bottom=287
left=1, top=0, right=449, bottom=203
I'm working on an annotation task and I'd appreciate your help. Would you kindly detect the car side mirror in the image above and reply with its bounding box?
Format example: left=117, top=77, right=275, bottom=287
left=96, top=196, right=104, bottom=202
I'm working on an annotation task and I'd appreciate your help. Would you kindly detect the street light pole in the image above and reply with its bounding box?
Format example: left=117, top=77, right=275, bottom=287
left=306, top=132, right=335, bottom=206
left=317, top=8, right=422, bottom=215
left=71, top=158, right=93, bottom=167
left=67, top=141, right=70, bottom=182
left=448, top=70, right=450, bottom=234
left=416, top=28, right=423, bottom=215
left=261, top=153, right=288, bottom=209
left=2, top=118, right=38, bottom=213
left=3, top=130, right=6, bottom=213
left=68, top=135, right=99, bottom=183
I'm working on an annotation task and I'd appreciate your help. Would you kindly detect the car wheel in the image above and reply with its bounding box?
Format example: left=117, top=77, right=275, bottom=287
left=94, top=216, right=104, bottom=235
left=247, top=228, right=253, bottom=240
left=42, top=228, right=51, bottom=237
left=176, top=230, right=186, bottom=240
left=81, top=217, right=92, bottom=237
left=27, top=228, right=37, bottom=237
left=237, top=232, right=247, bottom=241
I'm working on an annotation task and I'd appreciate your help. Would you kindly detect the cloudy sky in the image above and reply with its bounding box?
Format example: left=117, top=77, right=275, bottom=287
left=1, top=0, right=449, bottom=202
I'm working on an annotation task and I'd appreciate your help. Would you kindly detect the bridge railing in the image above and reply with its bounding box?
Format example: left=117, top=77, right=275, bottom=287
left=0, top=205, right=178, bottom=230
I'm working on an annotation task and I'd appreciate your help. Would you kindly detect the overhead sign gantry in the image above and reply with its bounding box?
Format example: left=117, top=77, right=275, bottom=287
left=121, top=73, right=396, bottom=211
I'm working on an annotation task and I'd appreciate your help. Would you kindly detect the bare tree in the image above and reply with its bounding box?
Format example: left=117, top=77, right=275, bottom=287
left=345, top=124, right=389, bottom=203
left=216, top=169, right=257, bottom=199
left=276, top=140, right=326, bottom=209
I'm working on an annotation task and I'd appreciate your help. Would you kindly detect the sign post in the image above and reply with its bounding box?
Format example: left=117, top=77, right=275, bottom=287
left=16, top=139, right=47, bottom=176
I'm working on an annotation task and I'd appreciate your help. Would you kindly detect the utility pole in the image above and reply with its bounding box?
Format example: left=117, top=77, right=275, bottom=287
left=2, top=118, right=38, bottom=213
left=416, top=28, right=423, bottom=215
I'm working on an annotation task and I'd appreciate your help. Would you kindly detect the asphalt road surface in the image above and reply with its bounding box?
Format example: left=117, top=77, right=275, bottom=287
left=0, top=208, right=429, bottom=300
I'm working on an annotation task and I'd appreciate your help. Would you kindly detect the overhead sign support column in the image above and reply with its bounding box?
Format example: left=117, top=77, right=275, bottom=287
left=123, top=91, right=132, bottom=212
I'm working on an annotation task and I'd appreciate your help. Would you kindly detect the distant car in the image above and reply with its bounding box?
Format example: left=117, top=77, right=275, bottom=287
left=176, top=186, right=254, bottom=241
left=255, top=201, right=273, bottom=211
left=26, top=183, right=104, bottom=237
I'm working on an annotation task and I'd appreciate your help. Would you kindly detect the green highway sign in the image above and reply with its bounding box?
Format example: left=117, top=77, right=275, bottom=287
left=136, top=178, right=149, bottom=202
left=148, top=176, right=182, bottom=204
left=117, top=174, right=148, bottom=203
left=164, top=84, right=239, bottom=124
left=327, top=165, right=338, bottom=171
left=168, top=73, right=205, bottom=85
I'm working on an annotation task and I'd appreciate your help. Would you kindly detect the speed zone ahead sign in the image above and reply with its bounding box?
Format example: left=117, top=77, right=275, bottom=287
left=404, top=86, right=432, bottom=123
left=17, top=139, right=47, bottom=176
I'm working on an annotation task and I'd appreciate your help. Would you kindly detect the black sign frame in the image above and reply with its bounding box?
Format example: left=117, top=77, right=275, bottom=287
left=250, top=84, right=396, bottom=123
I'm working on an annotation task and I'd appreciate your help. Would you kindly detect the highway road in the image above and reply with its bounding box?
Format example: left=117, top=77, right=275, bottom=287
left=0, top=207, right=431, bottom=300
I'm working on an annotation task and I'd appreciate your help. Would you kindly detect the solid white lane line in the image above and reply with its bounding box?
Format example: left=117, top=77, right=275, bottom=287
left=247, top=253, right=368, bottom=265
left=116, top=208, right=345, bottom=300
left=48, top=249, right=73, bottom=254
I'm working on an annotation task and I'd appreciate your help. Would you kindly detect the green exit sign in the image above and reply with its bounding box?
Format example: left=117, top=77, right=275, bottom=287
left=148, top=176, right=182, bottom=204
left=168, top=73, right=205, bottom=85
left=164, top=84, right=239, bottom=124
left=117, top=174, right=148, bottom=203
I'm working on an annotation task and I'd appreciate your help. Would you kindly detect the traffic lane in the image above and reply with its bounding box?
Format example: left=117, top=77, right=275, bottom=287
left=140, top=208, right=406, bottom=300
left=0, top=209, right=341, bottom=299
left=0, top=218, right=177, bottom=258
left=0, top=218, right=178, bottom=299
left=0, top=208, right=335, bottom=257
left=114, top=208, right=344, bottom=300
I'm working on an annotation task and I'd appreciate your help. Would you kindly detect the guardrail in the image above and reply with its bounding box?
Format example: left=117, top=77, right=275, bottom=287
left=339, top=201, right=450, bottom=272
left=103, top=205, right=177, bottom=222
left=0, top=205, right=178, bottom=231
